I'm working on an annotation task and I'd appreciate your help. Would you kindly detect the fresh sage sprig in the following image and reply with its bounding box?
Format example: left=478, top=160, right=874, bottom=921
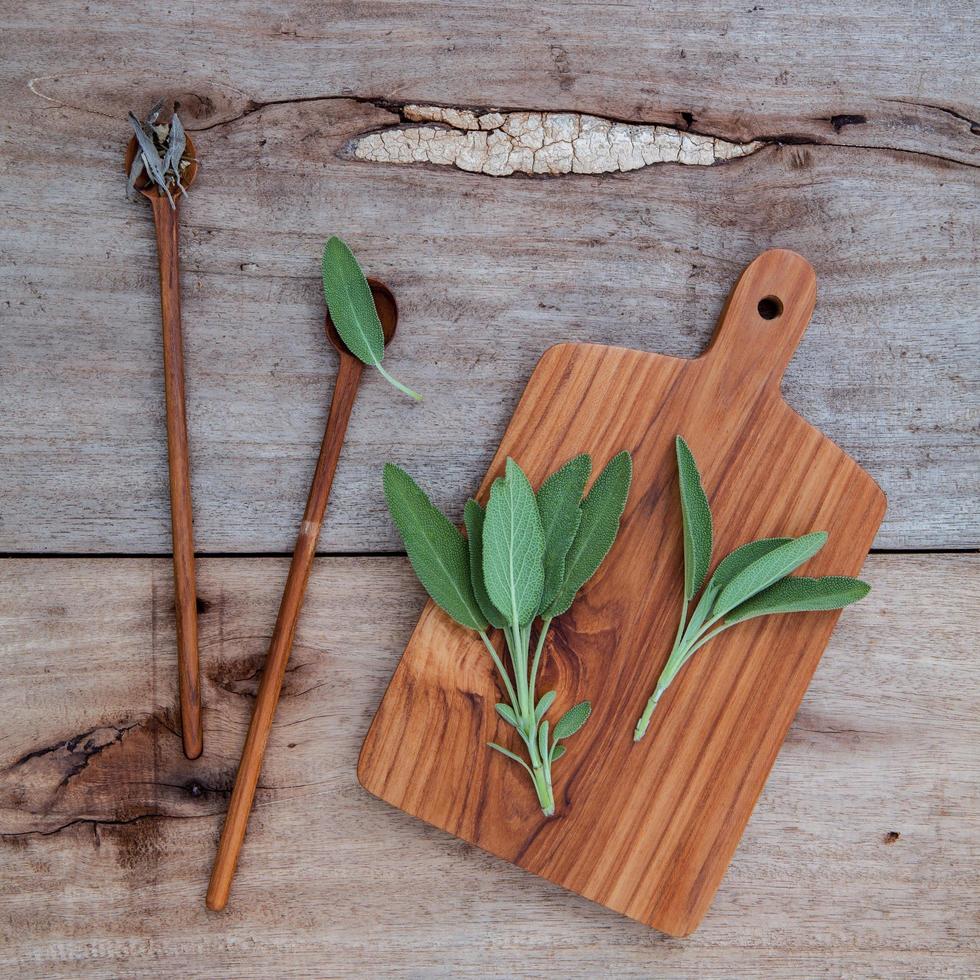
left=384, top=451, right=632, bottom=815
left=321, top=236, right=421, bottom=401
left=633, top=435, right=871, bottom=741
left=126, top=102, right=192, bottom=208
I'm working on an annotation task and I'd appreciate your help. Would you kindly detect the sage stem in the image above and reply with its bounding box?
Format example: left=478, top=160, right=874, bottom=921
left=479, top=630, right=519, bottom=711
left=528, top=617, right=552, bottom=697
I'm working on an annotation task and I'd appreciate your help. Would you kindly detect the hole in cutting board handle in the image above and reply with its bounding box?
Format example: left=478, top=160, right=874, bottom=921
left=702, top=249, right=817, bottom=391
left=757, top=295, right=783, bottom=320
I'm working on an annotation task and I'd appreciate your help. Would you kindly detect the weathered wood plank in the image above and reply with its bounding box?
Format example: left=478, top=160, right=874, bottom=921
left=4, top=2, right=978, bottom=162
left=0, top=4, right=977, bottom=554
left=1, top=92, right=975, bottom=553
left=1, top=555, right=976, bottom=977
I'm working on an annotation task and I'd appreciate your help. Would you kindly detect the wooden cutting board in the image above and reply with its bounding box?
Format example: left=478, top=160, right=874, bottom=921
left=358, top=249, right=886, bottom=936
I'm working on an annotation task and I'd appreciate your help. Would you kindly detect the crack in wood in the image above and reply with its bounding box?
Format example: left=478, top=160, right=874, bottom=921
left=7, top=721, right=141, bottom=787
left=23, top=78, right=977, bottom=169
left=346, top=103, right=764, bottom=175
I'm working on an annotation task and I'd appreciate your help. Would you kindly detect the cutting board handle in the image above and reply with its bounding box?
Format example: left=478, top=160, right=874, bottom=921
left=702, top=249, right=817, bottom=391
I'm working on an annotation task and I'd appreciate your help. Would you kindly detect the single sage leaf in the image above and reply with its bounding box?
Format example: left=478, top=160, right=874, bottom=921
left=487, top=741, right=532, bottom=774
left=125, top=152, right=145, bottom=201
left=553, top=700, right=591, bottom=740
left=383, top=464, right=487, bottom=631
left=162, top=112, right=187, bottom=192
left=537, top=719, right=550, bottom=765
left=536, top=454, right=590, bottom=614
left=708, top=537, right=793, bottom=593
left=713, top=531, right=828, bottom=619
left=725, top=576, right=871, bottom=624
left=495, top=702, right=519, bottom=727
left=676, top=435, right=713, bottom=600
left=321, top=236, right=421, bottom=401
left=534, top=690, right=556, bottom=724
left=550, top=743, right=567, bottom=762
left=463, top=500, right=508, bottom=629
left=544, top=451, right=632, bottom=618
left=483, top=458, right=546, bottom=627
left=146, top=100, right=165, bottom=125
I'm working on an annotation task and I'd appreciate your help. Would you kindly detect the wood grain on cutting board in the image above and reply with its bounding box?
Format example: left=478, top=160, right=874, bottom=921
left=358, top=250, right=887, bottom=936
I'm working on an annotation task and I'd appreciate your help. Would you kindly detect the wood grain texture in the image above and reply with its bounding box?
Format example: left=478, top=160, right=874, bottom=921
left=1, top=556, right=976, bottom=977
left=148, top=191, right=202, bottom=761
left=358, top=250, right=888, bottom=934
left=1, top=7, right=977, bottom=554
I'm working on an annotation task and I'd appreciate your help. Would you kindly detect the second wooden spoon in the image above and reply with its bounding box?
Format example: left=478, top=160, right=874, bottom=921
left=206, top=280, right=398, bottom=911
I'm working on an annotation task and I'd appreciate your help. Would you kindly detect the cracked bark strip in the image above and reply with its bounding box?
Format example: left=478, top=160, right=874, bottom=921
left=348, top=104, right=763, bottom=176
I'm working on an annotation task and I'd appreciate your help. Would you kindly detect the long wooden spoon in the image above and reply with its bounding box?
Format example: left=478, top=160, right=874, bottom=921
left=206, top=280, right=398, bottom=911
left=125, top=131, right=203, bottom=760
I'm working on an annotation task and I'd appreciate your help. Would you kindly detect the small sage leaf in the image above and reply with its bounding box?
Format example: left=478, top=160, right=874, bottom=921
left=382, top=464, right=487, bottom=631
left=536, top=454, right=590, bottom=614
left=145, top=99, right=165, bottom=125
left=162, top=112, right=187, bottom=192
left=321, top=237, right=421, bottom=400
left=483, top=458, right=545, bottom=627
left=537, top=719, right=550, bottom=765
left=463, top=499, right=508, bottom=629
left=487, top=742, right=532, bottom=775
left=725, top=575, right=871, bottom=624
left=713, top=531, right=828, bottom=619
left=550, top=743, right=566, bottom=763
left=495, top=702, right=519, bottom=727
left=676, top=436, right=713, bottom=600
left=126, top=152, right=145, bottom=202
left=544, top=451, right=632, bottom=618
left=534, top=690, right=556, bottom=724
left=553, top=700, right=591, bottom=740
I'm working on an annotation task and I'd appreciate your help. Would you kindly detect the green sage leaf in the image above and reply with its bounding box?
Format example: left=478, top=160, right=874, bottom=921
left=709, top=538, right=794, bottom=592
left=550, top=743, right=567, bottom=762
left=483, top=458, right=545, bottom=627
left=536, top=454, right=591, bottom=614
left=321, top=237, right=421, bottom=401
left=463, top=500, right=508, bottom=629
left=553, top=700, right=591, bottom=740
left=383, top=464, right=487, bottom=631
left=725, top=576, right=871, bottom=624
left=487, top=741, right=532, bottom=774
left=713, top=531, right=828, bottom=619
left=495, top=702, right=519, bottom=727
left=543, top=451, right=632, bottom=618
left=676, top=436, right=713, bottom=600
left=537, top=720, right=550, bottom=765
left=535, top=690, right=556, bottom=724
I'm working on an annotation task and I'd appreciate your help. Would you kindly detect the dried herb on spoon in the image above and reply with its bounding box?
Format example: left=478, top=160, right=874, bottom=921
left=321, top=236, right=421, bottom=401
left=126, top=101, right=193, bottom=208
left=384, top=452, right=632, bottom=815
left=632, top=436, right=871, bottom=742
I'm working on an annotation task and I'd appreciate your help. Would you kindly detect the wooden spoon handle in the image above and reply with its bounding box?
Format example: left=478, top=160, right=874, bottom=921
left=206, top=351, right=365, bottom=912
left=151, top=194, right=202, bottom=761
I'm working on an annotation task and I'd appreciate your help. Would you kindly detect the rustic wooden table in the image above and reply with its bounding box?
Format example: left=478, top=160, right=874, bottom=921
left=1, top=3, right=977, bottom=977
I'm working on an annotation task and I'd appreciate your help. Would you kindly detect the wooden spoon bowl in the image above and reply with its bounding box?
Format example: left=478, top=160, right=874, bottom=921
left=324, top=278, right=398, bottom=353
left=124, top=130, right=199, bottom=200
